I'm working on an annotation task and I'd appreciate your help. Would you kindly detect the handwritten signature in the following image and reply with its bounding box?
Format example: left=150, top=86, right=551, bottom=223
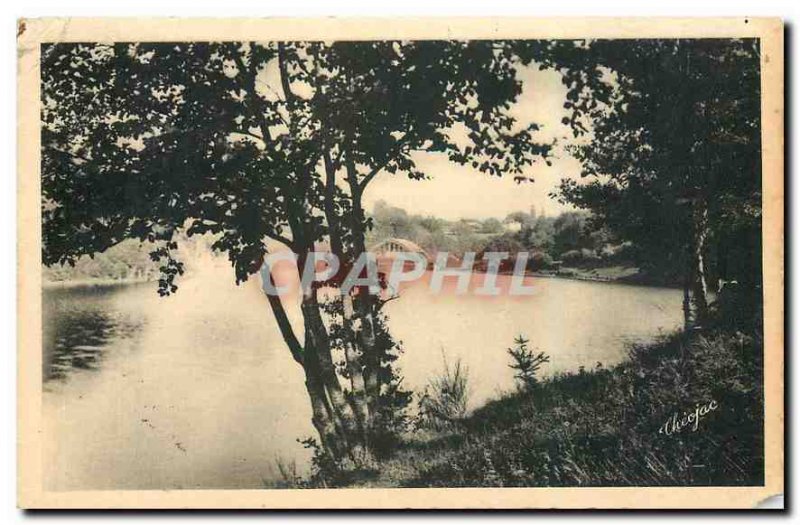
left=658, top=399, right=718, bottom=436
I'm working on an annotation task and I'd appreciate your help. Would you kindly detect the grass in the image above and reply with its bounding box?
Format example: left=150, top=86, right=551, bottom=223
left=416, top=352, right=470, bottom=432
left=325, top=325, right=764, bottom=488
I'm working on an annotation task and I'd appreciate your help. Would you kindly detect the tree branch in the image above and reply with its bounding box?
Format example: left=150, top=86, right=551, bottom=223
left=45, top=144, right=93, bottom=164
left=265, top=288, right=304, bottom=365
left=358, top=135, right=424, bottom=192
left=321, top=147, right=344, bottom=258
left=377, top=293, right=401, bottom=310
left=228, top=127, right=267, bottom=145
left=264, top=231, right=295, bottom=250
left=231, top=44, right=275, bottom=143
left=277, top=43, right=297, bottom=108
left=359, top=161, right=386, bottom=192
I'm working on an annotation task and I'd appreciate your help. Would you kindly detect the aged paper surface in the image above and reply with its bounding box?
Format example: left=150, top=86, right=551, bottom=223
left=18, top=17, right=783, bottom=509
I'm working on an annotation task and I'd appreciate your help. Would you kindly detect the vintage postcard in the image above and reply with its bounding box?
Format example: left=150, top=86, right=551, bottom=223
left=17, top=17, right=783, bottom=509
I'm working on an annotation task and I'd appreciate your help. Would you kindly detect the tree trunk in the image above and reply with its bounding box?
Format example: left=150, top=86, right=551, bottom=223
left=297, top=254, right=371, bottom=465
left=319, top=147, right=372, bottom=443
left=263, top=218, right=389, bottom=466
left=352, top=295, right=380, bottom=421
left=690, top=199, right=710, bottom=324
left=343, top=155, right=384, bottom=420
left=341, top=295, right=371, bottom=432
left=269, top=51, right=381, bottom=466
left=682, top=269, right=694, bottom=331
left=264, top=247, right=375, bottom=465
left=302, top=355, right=343, bottom=459
left=300, top=290, right=383, bottom=466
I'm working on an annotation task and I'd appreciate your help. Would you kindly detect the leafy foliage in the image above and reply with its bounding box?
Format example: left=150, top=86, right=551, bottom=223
left=367, top=201, right=637, bottom=278
left=545, top=39, right=762, bottom=295
left=42, top=41, right=553, bottom=293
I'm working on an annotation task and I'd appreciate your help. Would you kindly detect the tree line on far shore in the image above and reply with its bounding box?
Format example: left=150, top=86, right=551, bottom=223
left=46, top=202, right=630, bottom=283
left=366, top=200, right=636, bottom=276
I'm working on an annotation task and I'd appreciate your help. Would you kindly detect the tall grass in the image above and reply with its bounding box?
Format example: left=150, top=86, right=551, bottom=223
left=261, top=455, right=305, bottom=489
left=416, top=351, right=470, bottom=432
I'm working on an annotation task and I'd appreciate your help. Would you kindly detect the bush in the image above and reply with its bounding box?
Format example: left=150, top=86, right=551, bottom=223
left=560, top=249, right=583, bottom=264
left=416, top=354, right=470, bottom=432
left=527, top=251, right=553, bottom=271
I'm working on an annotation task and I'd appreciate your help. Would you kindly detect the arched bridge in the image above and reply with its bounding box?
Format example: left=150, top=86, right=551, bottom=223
left=368, top=238, right=431, bottom=264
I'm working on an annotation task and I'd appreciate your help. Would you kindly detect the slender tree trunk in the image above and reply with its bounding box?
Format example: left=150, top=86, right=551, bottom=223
left=264, top=191, right=384, bottom=465
left=343, top=154, right=383, bottom=421
left=302, top=355, right=343, bottom=459
left=690, top=198, right=710, bottom=324
left=341, top=295, right=371, bottom=431
left=682, top=269, right=694, bottom=331
left=354, top=295, right=381, bottom=419
left=270, top=47, right=377, bottom=465
left=322, top=149, right=344, bottom=258
left=319, top=147, right=372, bottom=449
left=264, top=261, right=350, bottom=459
left=296, top=249, right=368, bottom=463
left=264, top=202, right=389, bottom=465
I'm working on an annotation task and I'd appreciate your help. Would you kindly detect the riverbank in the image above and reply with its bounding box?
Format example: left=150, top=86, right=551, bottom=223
left=534, top=264, right=639, bottom=281
left=530, top=264, right=687, bottom=288
left=294, top=324, right=763, bottom=488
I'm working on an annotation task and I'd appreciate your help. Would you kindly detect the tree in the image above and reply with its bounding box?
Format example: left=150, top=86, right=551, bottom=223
left=480, top=217, right=504, bottom=234
left=552, top=211, right=588, bottom=256
left=366, top=200, right=415, bottom=241
left=41, top=40, right=553, bottom=464
left=506, top=335, right=550, bottom=390
left=546, top=39, right=762, bottom=327
left=505, top=210, right=534, bottom=228
left=522, top=215, right=555, bottom=252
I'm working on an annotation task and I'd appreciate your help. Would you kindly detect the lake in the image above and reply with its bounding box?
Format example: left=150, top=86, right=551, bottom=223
left=42, top=263, right=683, bottom=490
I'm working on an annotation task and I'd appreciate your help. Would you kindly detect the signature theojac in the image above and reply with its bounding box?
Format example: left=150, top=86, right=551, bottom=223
left=659, top=400, right=719, bottom=436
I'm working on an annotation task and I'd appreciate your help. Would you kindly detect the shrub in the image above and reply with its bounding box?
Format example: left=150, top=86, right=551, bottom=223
left=580, top=248, right=600, bottom=261
left=527, top=251, right=553, bottom=271
left=560, top=249, right=583, bottom=263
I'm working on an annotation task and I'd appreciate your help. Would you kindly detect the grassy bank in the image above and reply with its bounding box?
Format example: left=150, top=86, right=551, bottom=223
left=306, top=325, right=763, bottom=488
left=43, top=277, right=154, bottom=289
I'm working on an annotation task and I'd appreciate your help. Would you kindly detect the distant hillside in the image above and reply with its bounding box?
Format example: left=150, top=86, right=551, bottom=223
left=43, top=239, right=160, bottom=283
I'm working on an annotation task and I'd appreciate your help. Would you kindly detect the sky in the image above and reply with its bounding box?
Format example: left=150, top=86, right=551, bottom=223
left=362, top=63, right=583, bottom=221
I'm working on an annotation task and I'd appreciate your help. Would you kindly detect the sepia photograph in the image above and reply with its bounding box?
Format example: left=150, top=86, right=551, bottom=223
left=16, top=17, right=784, bottom=509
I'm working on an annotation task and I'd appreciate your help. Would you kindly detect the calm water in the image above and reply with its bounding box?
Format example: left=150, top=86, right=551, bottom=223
left=42, top=265, right=683, bottom=490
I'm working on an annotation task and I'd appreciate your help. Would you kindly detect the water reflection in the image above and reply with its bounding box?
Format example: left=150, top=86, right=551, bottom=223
left=47, top=311, right=115, bottom=379
left=43, top=285, right=145, bottom=382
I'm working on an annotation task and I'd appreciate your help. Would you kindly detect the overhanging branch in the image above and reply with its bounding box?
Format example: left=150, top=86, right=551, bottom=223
left=264, top=274, right=304, bottom=366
